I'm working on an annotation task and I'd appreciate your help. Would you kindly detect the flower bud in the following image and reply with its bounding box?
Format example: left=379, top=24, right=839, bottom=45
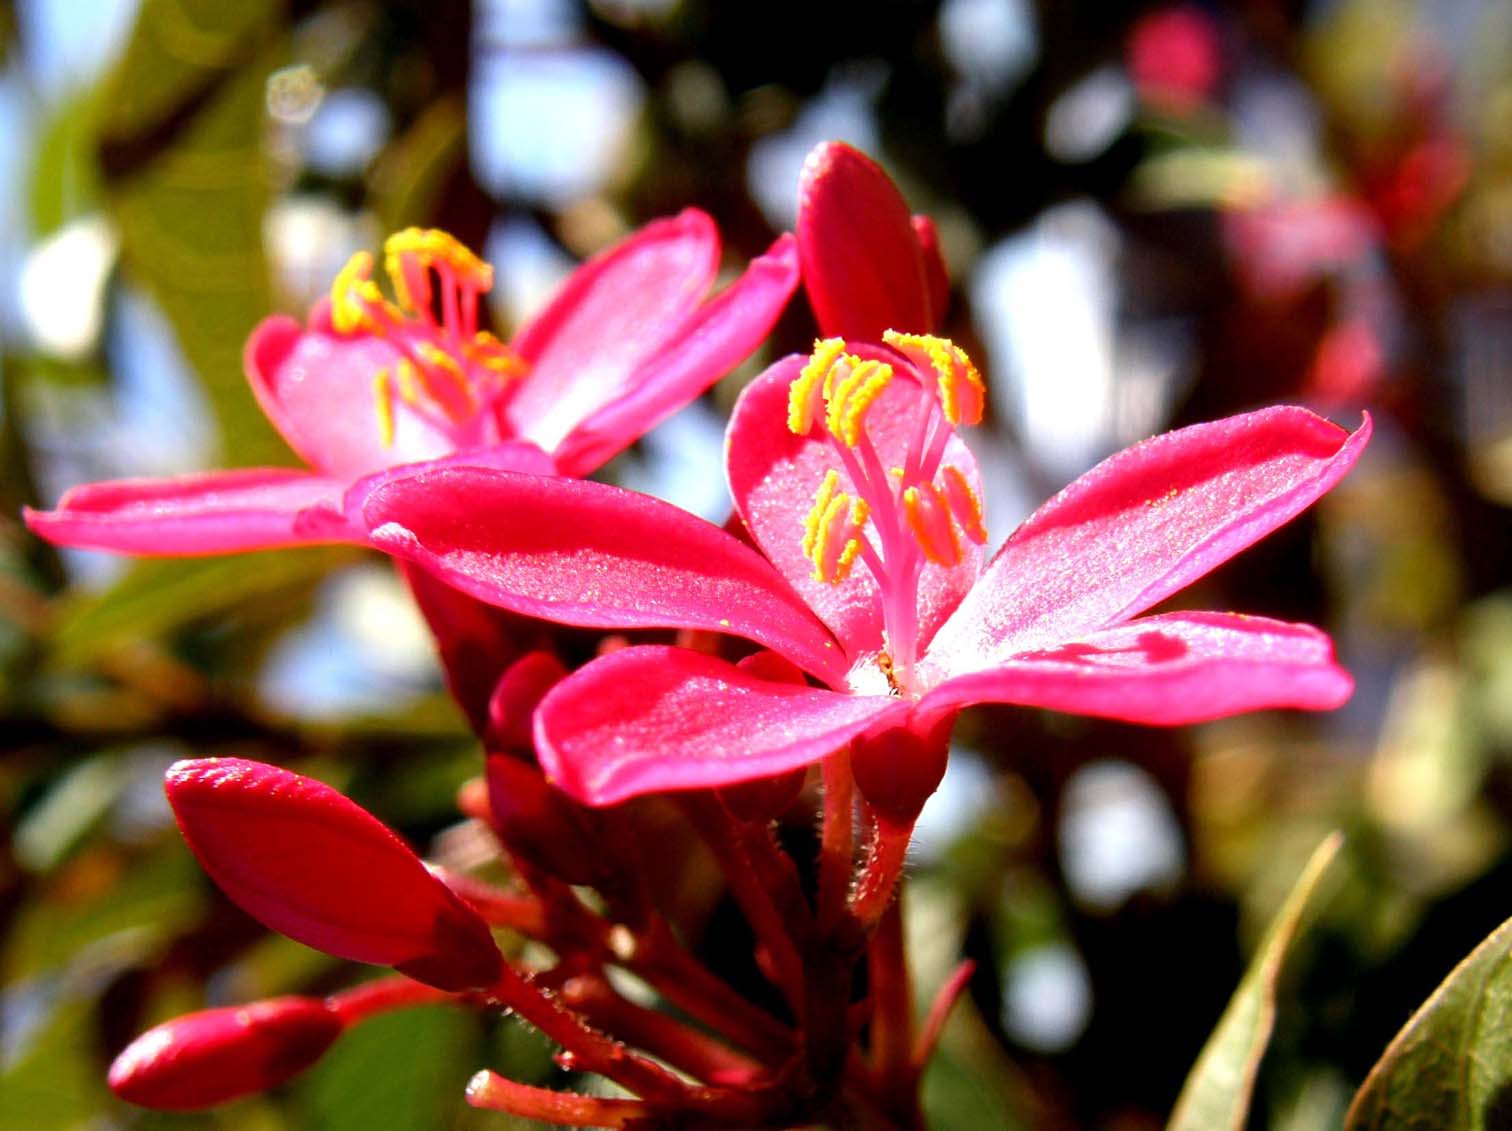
left=165, top=758, right=502, bottom=991
left=109, top=997, right=342, bottom=1110
left=850, top=716, right=953, bottom=825
left=484, top=650, right=567, bottom=752
left=486, top=753, right=607, bottom=886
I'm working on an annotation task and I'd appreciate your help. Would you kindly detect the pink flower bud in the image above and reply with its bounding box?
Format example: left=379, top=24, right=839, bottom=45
left=165, top=758, right=502, bottom=991
left=108, top=997, right=342, bottom=1110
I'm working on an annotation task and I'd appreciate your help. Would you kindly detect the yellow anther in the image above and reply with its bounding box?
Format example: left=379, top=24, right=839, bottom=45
left=801, top=470, right=870, bottom=583
left=466, top=331, right=527, bottom=379
left=941, top=465, right=987, bottom=544
left=384, top=228, right=493, bottom=309
left=903, top=483, right=962, bottom=567
left=789, top=338, right=847, bottom=434
left=331, top=251, right=380, bottom=334
left=824, top=358, right=894, bottom=447
left=373, top=369, right=396, bottom=448
left=415, top=342, right=476, bottom=418
left=395, top=359, right=421, bottom=406
left=882, top=330, right=985, bottom=427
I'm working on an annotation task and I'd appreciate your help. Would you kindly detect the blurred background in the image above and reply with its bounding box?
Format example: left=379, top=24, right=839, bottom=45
left=4, top=0, right=1512, bottom=1127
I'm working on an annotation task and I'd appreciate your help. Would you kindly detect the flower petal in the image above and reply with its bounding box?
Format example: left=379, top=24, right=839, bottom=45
left=245, top=310, right=457, bottom=478
left=23, top=468, right=352, bottom=555
left=362, top=467, right=847, bottom=684
left=924, top=407, right=1370, bottom=674
left=535, top=645, right=908, bottom=805
left=727, top=356, right=984, bottom=663
left=550, top=233, right=800, bottom=476
left=920, top=611, right=1352, bottom=724
left=108, top=997, right=342, bottom=1111
left=508, top=209, right=723, bottom=452
left=797, top=142, right=933, bottom=339
left=165, top=758, right=502, bottom=991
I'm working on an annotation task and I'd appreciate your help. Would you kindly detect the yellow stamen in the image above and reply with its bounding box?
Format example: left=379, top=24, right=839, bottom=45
left=801, top=470, right=870, bottom=583
left=882, top=330, right=985, bottom=427
left=395, top=359, right=421, bottom=406
left=941, top=465, right=987, bottom=544
left=466, top=331, right=527, bottom=379
left=384, top=228, right=493, bottom=309
left=372, top=368, right=396, bottom=448
left=789, top=338, right=847, bottom=434
left=331, top=251, right=381, bottom=334
left=415, top=343, right=477, bottom=418
left=824, top=358, right=894, bottom=446
left=903, top=483, right=962, bottom=567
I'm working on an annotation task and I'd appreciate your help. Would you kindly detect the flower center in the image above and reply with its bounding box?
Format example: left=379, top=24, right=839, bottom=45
left=330, top=229, right=527, bottom=448
left=787, top=332, right=988, bottom=691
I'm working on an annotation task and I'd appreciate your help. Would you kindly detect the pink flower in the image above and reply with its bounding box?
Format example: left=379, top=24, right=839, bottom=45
left=24, top=215, right=798, bottom=555
left=359, top=334, right=1369, bottom=813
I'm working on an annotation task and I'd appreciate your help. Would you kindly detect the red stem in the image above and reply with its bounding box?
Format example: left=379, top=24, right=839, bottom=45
left=913, top=959, right=975, bottom=1071
left=868, top=894, right=921, bottom=1128
left=325, top=976, right=450, bottom=1025
left=561, top=973, right=766, bottom=1086
left=467, top=1071, right=646, bottom=1127
left=850, top=811, right=914, bottom=929
left=818, top=748, right=857, bottom=934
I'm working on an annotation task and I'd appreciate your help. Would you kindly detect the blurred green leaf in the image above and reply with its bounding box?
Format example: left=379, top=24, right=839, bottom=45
left=47, top=548, right=356, bottom=668
left=0, top=994, right=109, bottom=1131
left=1344, top=911, right=1512, bottom=1130
left=297, top=1003, right=481, bottom=1131
left=13, top=753, right=131, bottom=872
left=4, top=842, right=204, bottom=981
left=96, top=0, right=289, bottom=463
left=1168, top=831, right=1343, bottom=1131
left=29, top=92, right=104, bottom=236
left=370, top=96, right=467, bottom=234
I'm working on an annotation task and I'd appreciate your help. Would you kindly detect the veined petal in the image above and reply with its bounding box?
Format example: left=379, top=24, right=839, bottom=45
left=924, top=407, right=1370, bottom=674
left=727, top=356, right=984, bottom=663
left=550, top=233, right=800, bottom=476
left=797, top=142, right=934, bottom=339
left=23, top=468, right=352, bottom=555
left=362, top=467, right=848, bottom=684
left=535, top=645, right=909, bottom=806
left=508, top=209, right=722, bottom=452
left=165, top=758, right=502, bottom=991
left=920, top=611, right=1352, bottom=724
left=245, top=311, right=456, bottom=479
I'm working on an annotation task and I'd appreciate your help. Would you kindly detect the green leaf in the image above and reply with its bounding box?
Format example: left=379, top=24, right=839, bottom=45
left=95, top=0, right=290, bottom=463
left=29, top=91, right=104, bottom=236
left=1345, top=911, right=1512, bottom=1130
left=1167, top=831, right=1343, bottom=1131
left=47, top=548, right=355, bottom=668
left=0, top=995, right=109, bottom=1131
left=296, top=1003, right=481, bottom=1131
left=370, top=96, right=468, bottom=235
left=4, top=841, right=204, bottom=981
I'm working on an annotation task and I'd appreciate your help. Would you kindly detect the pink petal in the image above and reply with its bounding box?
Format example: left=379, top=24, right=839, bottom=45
left=165, top=758, right=502, bottom=991
left=534, top=645, right=908, bottom=805
left=108, top=997, right=342, bottom=1111
left=550, top=233, right=801, bottom=476
left=924, top=407, right=1371, bottom=673
left=23, top=468, right=352, bottom=555
left=797, top=142, right=933, bottom=339
left=362, top=467, right=848, bottom=684
left=920, top=611, right=1352, bottom=724
left=245, top=311, right=457, bottom=478
left=508, top=209, right=722, bottom=452
left=726, top=356, right=984, bottom=663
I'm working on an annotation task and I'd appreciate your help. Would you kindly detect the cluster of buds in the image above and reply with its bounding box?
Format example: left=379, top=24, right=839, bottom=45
left=40, top=142, right=1368, bottom=1128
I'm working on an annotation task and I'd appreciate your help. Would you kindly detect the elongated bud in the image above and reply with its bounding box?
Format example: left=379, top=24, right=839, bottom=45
left=165, top=759, right=502, bottom=991
left=109, top=997, right=342, bottom=1111
left=850, top=716, right=954, bottom=825
left=485, top=650, right=568, bottom=752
